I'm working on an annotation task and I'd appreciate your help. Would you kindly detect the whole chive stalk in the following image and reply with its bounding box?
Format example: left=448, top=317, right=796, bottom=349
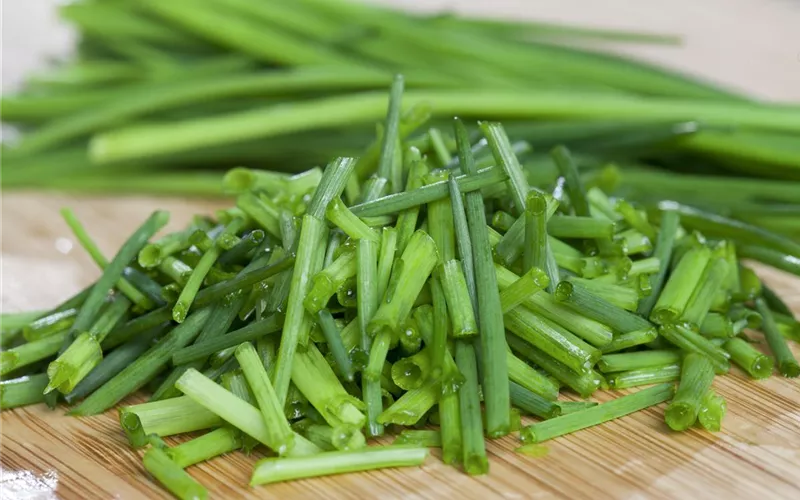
left=521, top=383, right=675, bottom=443
left=507, top=351, right=560, bottom=401
left=566, top=277, right=639, bottom=311
left=367, top=231, right=438, bottom=337
left=235, top=342, right=295, bottom=455
left=317, top=310, right=354, bottom=382
left=22, top=308, right=77, bottom=342
left=682, top=257, right=730, bottom=326
left=376, top=227, right=398, bottom=302
left=120, top=396, right=222, bottom=447
left=600, top=327, right=658, bottom=354
left=659, top=324, right=730, bottom=374
left=455, top=342, right=489, bottom=475
left=61, top=209, right=156, bottom=311
left=498, top=267, right=549, bottom=313
left=0, top=374, right=49, bottom=410
left=606, top=364, right=682, bottom=389
left=356, top=237, right=383, bottom=437
left=598, top=350, right=682, bottom=373
left=175, top=368, right=320, bottom=457
left=393, top=430, right=442, bottom=447
left=0, top=330, right=69, bottom=376
left=547, top=216, right=615, bottom=239
left=236, top=191, right=281, bottom=237
left=723, top=337, right=773, bottom=379
left=665, top=353, right=716, bottom=431
left=551, top=145, right=591, bottom=217
left=166, top=427, right=242, bottom=468
left=438, top=260, right=478, bottom=338
left=457, top=119, right=510, bottom=438
left=173, top=217, right=247, bottom=323
left=142, top=446, right=208, bottom=500
left=509, top=381, right=561, bottom=419
left=304, top=249, right=357, bottom=315
left=638, top=210, right=680, bottom=317
left=171, top=314, right=283, bottom=365
left=250, top=446, right=428, bottom=486
left=651, top=245, right=712, bottom=324
left=754, top=298, right=800, bottom=378
left=555, top=281, right=652, bottom=334
left=697, top=390, right=726, bottom=432
left=481, top=122, right=530, bottom=215
left=326, top=198, right=380, bottom=242
left=72, top=308, right=212, bottom=416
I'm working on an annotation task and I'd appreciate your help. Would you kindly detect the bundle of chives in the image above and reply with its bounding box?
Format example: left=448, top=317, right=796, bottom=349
left=4, top=94, right=800, bottom=495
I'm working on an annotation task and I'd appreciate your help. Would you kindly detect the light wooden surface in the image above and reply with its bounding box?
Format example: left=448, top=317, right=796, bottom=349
left=2, top=1, right=800, bottom=498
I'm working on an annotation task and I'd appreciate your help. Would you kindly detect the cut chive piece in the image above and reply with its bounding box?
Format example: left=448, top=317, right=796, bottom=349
left=438, top=260, right=478, bottom=338
left=393, top=430, right=442, bottom=447
left=142, top=446, right=208, bottom=500
left=699, top=313, right=735, bottom=339
left=0, top=374, right=49, bottom=410
left=723, top=337, right=773, bottom=379
left=304, top=249, right=357, bottom=315
left=697, top=390, right=726, bottom=432
left=651, top=245, right=712, bottom=324
left=376, top=75, right=404, bottom=188
left=555, top=281, right=652, bottom=334
left=0, top=330, right=69, bottom=377
left=235, top=342, right=295, bottom=456
left=509, top=381, right=561, bottom=420
left=523, top=192, right=555, bottom=291
left=394, top=150, right=429, bottom=255
left=566, top=277, right=639, bottom=311
left=356, top=237, right=383, bottom=437
left=547, top=216, right=614, bottom=239
left=754, top=298, right=800, bottom=378
left=448, top=173, right=478, bottom=312
left=306, top=157, right=358, bottom=220
left=499, top=267, right=549, bottom=313
left=665, top=352, right=715, bottom=431
left=682, top=257, right=730, bottom=326
left=236, top=191, right=281, bottom=237
left=166, top=427, right=242, bottom=468
left=615, top=200, right=656, bottom=241
left=481, top=122, right=530, bottom=215
left=438, top=380, right=462, bottom=466
left=606, top=364, right=681, bottom=389
left=22, top=308, right=77, bottom=342
left=317, top=310, right=354, bottom=382
left=379, top=379, right=440, bottom=426
left=659, top=324, right=730, bottom=374
left=600, top=328, right=658, bottom=354
left=250, top=446, right=428, bottom=486
left=455, top=342, right=489, bottom=475
left=557, top=401, right=599, bottom=415
left=507, top=351, right=560, bottom=401
left=171, top=314, right=283, bottom=365
left=638, top=210, right=680, bottom=317
left=303, top=424, right=367, bottom=452
left=551, top=145, right=590, bottom=217
left=120, top=396, right=222, bottom=447
left=426, top=171, right=456, bottom=262
left=521, top=383, right=675, bottom=443
left=326, top=198, right=379, bottom=242
left=598, top=350, right=682, bottom=373
left=376, top=227, right=398, bottom=302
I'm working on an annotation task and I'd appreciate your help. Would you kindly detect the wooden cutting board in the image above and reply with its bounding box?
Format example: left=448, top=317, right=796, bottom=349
left=2, top=193, right=800, bottom=500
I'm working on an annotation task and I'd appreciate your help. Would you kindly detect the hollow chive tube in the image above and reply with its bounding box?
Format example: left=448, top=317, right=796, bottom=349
left=438, top=260, right=478, bottom=338
left=138, top=228, right=195, bottom=268
left=166, top=427, right=242, bottom=469
left=426, top=170, right=456, bottom=263
left=71, top=308, right=212, bottom=416
left=438, top=361, right=463, bottom=466
left=367, top=231, right=438, bottom=337
left=546, top=216, right=615, bottom=239
left=650, top=245, right=712, bottom=324
left=235, top=342, right=295, bottom=456
left=554, top=281, right=652, bottom=334
left=0, top=330, right=69, bottom=377
left=606, top=364, right=682, bottom=389
left=326, top=198, right=380, bottom=242
left=566, top=277, right=639, bottom=311
left=481, top=122, right=530, bottom=215
left=682, top=257, right=730, bottom=326
left=494, top=199, right=559, bottom=267
left=356, top=237, right=383, bottom=438
left=507, top=351, right=560, bottom=400
left=0, top=374, right=49, bottom=410
left=659, top=324, right=730, bottom=374
left=551, top=145, right=591, bottom=217
left=391, top=348, right=432, bottom=390
left=521, top=383, right=675, bottom=443
left=699, top=313, right=735, bottom=339
left=376, top=227, right=398, bottom=302
left=455, top=342, right=489, bottom=475
left=493, top=211, right=515, bottom=232
left=509, top=381, right=561, bottom=420
left=393, top=151, right=429, bottom=255
left=600, top=328, right=658, bottom=354
left=723, top=337, right=774, bottom=379
left=171, top=314, right=283, bottom=365
left=598, top=350, right=682, bottom=373
left=378, top=379, right=440, bottom=426
left=615, top=199, right=656, bottom=241
left=638, top=210, right=680, bottom=317
left=303, top=424, right=367, bottom=452
left=523, top=192, right=557, bottom=293
left=142, top=446, right=208, bottom=500
left=393, top=430, right=442, bottom=447
left=250, top=446, right=428, bottom=486
left=317, top=310, right=354, bottom=382
left=119, top=396, right=223, bottom=447
left=448, top=174, right=477, bottom=312
left=697, top=390, right=726, bottom=432
left=304, top=249, right=357, bottom=315
left=754, top=298, right=800, bottom=378
left=429, top=276, right=449, bottom=380
left=499, top=267, right=549, bottom=313
left=21, top=309, right=77, bottom=342
left=456, top=118, right=510, bottom=437
left=557, top=401, right=600, bottom=415
left=665, top=353, right=716, bottom=431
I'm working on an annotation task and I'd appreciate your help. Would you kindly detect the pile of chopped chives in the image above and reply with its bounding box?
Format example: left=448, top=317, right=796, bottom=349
left=2, top=78, right=800, bottom=499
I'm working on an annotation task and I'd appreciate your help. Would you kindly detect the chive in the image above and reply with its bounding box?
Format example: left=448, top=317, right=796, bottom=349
left=304, top=249, right=357, bottom=315
left=393, top=430, right=442, bottom=447
left=61, top=209, right=156, bottom=311
left=481, top=122, right=530, bottom=215
left=738, top=244, right=800, bottom=278
left=598, top=350, right=682, bottom=373
left=492, top=211, right=515, bottom=232
left=22, top=308, right=77, bottom=342
left=659, top=324, right=730, bottom=374
left=120, top=396, right=222, bottom=447
left=551, top=145, right=590, bottom=217
left=699, top=313, right=735, bottom=339
left=365, top=331, right=392, bottom=383
left=235, top=342, right=295, bottom=455
left=638, top=210, right=680, bottom=317
left=429, top=275, right=449, bottom=380
left=0, top=374, right=49, bottom=410
left=509, top=381, right=561, bottom=419
left=378, top=379, right=440, bottom=426
left=606, top=364, right=682, bottom=389
left=139, top=227, right=195, bottom=268
left=754, top=298, right=800, bottom=378
left=521, top=383, right=675, bottom=443
left=250, top=446, right=428, bottom=486
left=665, top=353, right=715, bottom=431
left=391, top=349, right=431, bottom=390
left=143, top=446, right=208, bottom=500
left=303, top=424, right=367, bottom=452
left=376, top=227, right=398, bottom=302
left=428, top=128, right=452, bottom=166
left=494, top=201, right=559, bottom=267
left=761, top=283, right=796, bottom=318
left=600, top=327, right=658, bottom=354
left=326, top=198, right=380, bottom=242
left=377, top=75, right=404, bottom=189
left=166, top=427, right=242, bottom=468
left=455, top=342, right=489, bottom=475
left=723, top=338, right=773, bottom=379
left=507, top=351, right=560, bottom=401
left=615, top=200, right=656, bottom=241
left=682, top=257, right=730, bottom=326
left=393, top=150, right=428, bottom=255
left=447, top=173, right=478, bottom=312
left=522, top=192, right=550, bottom=281
left=697, top=390, right=726, bottom=432
left=0, top=330, right=68, bottom=377
left=736, top=265, right=762, bottom=301
left=557, top=401, right=599, bottom=415
left=317, top=310, right=354, bottom=382
left=499, top=267, right=549, bottom=313
left=438, top=260, right=478, bottom=338
left=438, top=379, right=463, bottom=466
left=547, top=216, right=614, bottom=239
left=71, top=308, right=212, bottom=416
left=236, top=191, right=281, bottom=237
left=554, top=281, right=652, bottom=334
left=356, top=237, right=383, bottom=437
left=171, top=314, right=283, bottom=365
left=566, top=277, right=639, bottom=311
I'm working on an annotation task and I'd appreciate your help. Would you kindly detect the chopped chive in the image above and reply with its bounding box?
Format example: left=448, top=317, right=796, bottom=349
left=507, top=351, right=560, bottom=401
left=236, top=191, right=281, bottom=237
left=143, top=446, right=208, bottom=500
left=600, top=327, right=658, bottom=354
left=438, top=378, right=463, bottom=465
left=250, top=446, right=428, bottom=486
left=481, top=122, right=530, bottom=215
left=566, top=277, right=639, bottom=311
left=326, top=198, right=380, bottom=242
left=697, top=390, right=726, bottom=432
left=494, top=198, right=559, bottom=267
left=555, top=281, right=652, bottom=334
left=426, top=171, right=456, bottom=262
left=0, top=374, right=49, bottom=410
left=723, top=337, right=774, bottom=379
left=429, top=275, right=449, bottom=380
left=659, top=324, right=730, bottom=374
left=492, top=211, right=516, bottom=232
left=303, top=423, right=367, bottom=452
left=455, top=342, right=488, bottom=475
left=509, top=381, right=561, bottom=419
left=0, top=330, right=69, bottom=377
left=376, top=227, right=398, bottom=302
left=393, top=429, right=442, bottom=447
left=754, top=298, right=800, bottom=378
left=171, top=314, right=283, bottom=365
left=447, top=173, right=478, bottom=312
left=22, top=308, right=77, bottom=342
left=393, top=150, right=429, bottom=255
left=378, top=379, right=440, bottom=426
left=699, top=313, right=735, bottom=339
left=522, top=192, right=551, bottom=282
left=551, top=145, right=590, bottom=217
left=736, top=265, right=762, bottom=301
left=391, top=348, right=431, bottom=390
left=682, top=257, right=730, bottom=326
left=665, top=352, right=715, bottom=431
left=317, top=310, right=354, bottom=382
left=606, top=363, right=681, bottom=389
left=598, top=350, right=682, bottom=373
left=557, top=401, right=599, bottom=415
left=638, top=210, right=680, bottom=317
left=306, top=157, right=358, bottom=220
left=304, top=248, right=357, bottom=315
left=499, top=267, right=549, bottom=313
left=438, top=260, right=478, bottom=338
left=356, top=237, right=383, bottom=437
left=615, top=200, right=656, bottom=241
left=547, top=216, right=615, bottom=239
left=120, top=396, right=222, bottom=447
left=376, top=75, right=404, bottom=184
left=71, top=308, right=212, bottom=416
left=427, top=127, right=452, bottom=166
left=650, top=245, right=712, bottom=324
left=166, top=427, right=242, bottom=468
left=521, top=383, right=675, bottom=443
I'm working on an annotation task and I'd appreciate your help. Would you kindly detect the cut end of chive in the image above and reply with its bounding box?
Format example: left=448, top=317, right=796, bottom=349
left=778, top=360, right=800, bottom=378
left=223, top=167, right=256, bottom=193
left=119, top=410, right=148, bottom=448
left=172, top=303, right=189, bottom=323
left=463, top=454, right=489, bottom=476
left=138, top=245, right=164, bottom=268
left=650, top=307, right=679, bottom=325
left=0, top=352, right=19, bottom=375
left=664, top=401, right=697, bottom=431
left=553, top=281, right=573, bottom=302
left=750, top=356, right=775, bottom=379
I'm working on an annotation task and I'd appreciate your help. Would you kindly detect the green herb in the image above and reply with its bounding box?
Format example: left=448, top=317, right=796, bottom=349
left=143, top=446, right=208, bottom=500
left=665, top=353, right=716, bottom=431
